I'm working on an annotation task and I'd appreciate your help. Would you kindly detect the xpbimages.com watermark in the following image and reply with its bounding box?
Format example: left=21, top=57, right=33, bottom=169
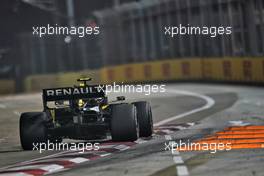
left=32, top=140, right=100, bottom=153
left=164, top=24, right=232, bottom=38
left=32, top=24, right=100, bottom=38
left=97, top=83, right=166, bottom=96
left=164, top=140, right=232, bottom=154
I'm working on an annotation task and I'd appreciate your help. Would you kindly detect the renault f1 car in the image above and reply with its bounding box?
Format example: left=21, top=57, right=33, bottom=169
left=20, top=78, right=153, bottom=150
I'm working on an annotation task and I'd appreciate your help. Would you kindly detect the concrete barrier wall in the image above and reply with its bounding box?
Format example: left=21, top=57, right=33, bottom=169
left=100, top=59, right=202, bottom=84
left=1, top=57, right=264, bottom=94
left=23, top=70, right=100, bottom=93
left=101, top=58, right=264, bottom=84
left=0, top=80, right=15, bottom=94
left=202, top=58, right=264, bottom=82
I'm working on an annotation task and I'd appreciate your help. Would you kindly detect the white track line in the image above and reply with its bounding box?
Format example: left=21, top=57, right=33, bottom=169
left=160, top=89, right=215, bottom=176
left=176, top=165, right=189, bottom=176
left=172, top=149, right=179, bottom=155
left=154, top=89, right=215, bottom=126
left=173, top=156, right=184, bottom=164
left=165, top=135, right=172, bottom=141
left=13, top=111, right=21, bottom=116
left=41, top=164, right=64, bottom=172
left=229, top=120, right=250, bottom=126
left=100, top=153, right=111, bottom=157
left=69, top=157, right=89, bottom=163
left=165, top=134, right=188, bottom=175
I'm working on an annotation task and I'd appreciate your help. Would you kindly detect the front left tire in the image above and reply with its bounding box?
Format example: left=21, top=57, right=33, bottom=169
left=20, top=112, right=48, bottom=150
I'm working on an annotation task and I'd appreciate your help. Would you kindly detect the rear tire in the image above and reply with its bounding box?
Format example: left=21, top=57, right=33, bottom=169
left=111, top=104, right=139, bottom=141
left=20, top=112, right=48, bottom=150
left=133, top=101, right=153, bottom=137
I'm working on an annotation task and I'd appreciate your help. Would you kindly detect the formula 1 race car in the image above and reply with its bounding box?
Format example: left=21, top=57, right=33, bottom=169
left=20, top=78, right=153, bottom=150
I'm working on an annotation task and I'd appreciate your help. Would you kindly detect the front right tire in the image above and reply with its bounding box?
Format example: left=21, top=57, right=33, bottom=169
left=133, top=101, right=153, bottom=137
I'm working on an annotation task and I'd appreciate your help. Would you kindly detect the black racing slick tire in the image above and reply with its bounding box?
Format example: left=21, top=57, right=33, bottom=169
left=111, top=104, right=139, bottom=141
left=20, top=112, right=48, bottom=150
left=133, top=101, right=153, bottom=137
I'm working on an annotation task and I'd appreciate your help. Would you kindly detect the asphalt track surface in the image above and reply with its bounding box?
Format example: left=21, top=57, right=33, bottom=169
left=0, top=83, right=264, bottom=176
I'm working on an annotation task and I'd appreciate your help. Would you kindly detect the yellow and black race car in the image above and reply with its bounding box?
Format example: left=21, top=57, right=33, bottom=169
left=19, top=78, right=153, bottom=150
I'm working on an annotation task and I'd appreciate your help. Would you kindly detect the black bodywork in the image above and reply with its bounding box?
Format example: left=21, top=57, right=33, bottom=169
left=42, top=85, right=112, bottom=140
left=20, top=80, right=153, bottom=150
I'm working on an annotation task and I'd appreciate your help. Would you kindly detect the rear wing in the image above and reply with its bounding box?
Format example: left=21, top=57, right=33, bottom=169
left=42, top=85, right=105, bottom=102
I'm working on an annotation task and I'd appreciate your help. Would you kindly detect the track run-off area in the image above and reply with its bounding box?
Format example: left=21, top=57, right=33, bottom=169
left=0, top=83, right=263, bottom=176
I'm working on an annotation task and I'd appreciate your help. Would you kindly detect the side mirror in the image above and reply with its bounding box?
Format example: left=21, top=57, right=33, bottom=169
left=116, top=96, right=125, bottom=101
